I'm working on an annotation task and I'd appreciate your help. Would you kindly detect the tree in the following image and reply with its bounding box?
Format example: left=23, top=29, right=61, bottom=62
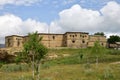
left=94, top=32, right=105, bottom=36
left=91, top=41, right=105, bottom=68
left=17, top=31, right=48, bottom=80
left=107, top=35, right=120, bottom=44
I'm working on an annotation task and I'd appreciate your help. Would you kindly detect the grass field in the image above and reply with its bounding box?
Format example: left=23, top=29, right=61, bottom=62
left=0, top=48, right=120, bottom=80
left=0, top=63, right=120, bottom=80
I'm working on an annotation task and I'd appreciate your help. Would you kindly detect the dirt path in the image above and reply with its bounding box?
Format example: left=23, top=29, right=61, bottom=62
left=110, top=61, right=120, bottom=64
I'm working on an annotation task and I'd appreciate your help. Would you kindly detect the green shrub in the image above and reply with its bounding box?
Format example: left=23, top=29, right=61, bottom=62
left=0, top=61, right=6, bottom=68
left=108, top=49, right=120, bottom=55
left=0, top=63, right=30, bottom=72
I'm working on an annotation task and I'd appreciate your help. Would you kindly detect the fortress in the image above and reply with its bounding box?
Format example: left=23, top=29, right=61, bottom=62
left=5, top=32, right=107, bottom=49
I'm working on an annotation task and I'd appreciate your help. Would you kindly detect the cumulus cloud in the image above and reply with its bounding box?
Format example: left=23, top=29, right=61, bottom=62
left=100, top=1, right=120, bottom=32
left=0, top=1, right=120, bottom=43
left=51, top=1, right=120, bottom=36
left=0, top=14, right=48, bottom=43
left=0, top=0, right=41, bottom=7
left=57, top=4, right=103, bottom=32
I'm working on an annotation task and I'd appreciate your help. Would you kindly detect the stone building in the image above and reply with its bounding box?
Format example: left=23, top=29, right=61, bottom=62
left=5, top=35, right=24, bottom=48
left=64, top=32, right=89, bottom=48
left=5, top=32, right=107, bottom=48
left=88, top=35, right=107, bottom=47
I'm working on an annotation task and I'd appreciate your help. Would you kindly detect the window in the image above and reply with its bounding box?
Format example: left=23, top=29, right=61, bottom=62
left=82, top=40, right=85, bottom=43
left=53, top=36, right=55, bottom=40
left=73, top=35, right=74, bottom=37
left=87, top=42, right=88, bottom=45
left=17, top=40, right=20, bottom=46
left=75, top=34, right=77, bottom=37
left=72, top=40, right=75, bottom=43
left=17, top=38, right=21, bottom=47
left=8, top=39, right=10, bottom=47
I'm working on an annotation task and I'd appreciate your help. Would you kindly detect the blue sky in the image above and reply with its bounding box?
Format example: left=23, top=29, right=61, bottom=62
left=1, top=0, right=120, bottom=23
left=0, top=0, right=120, bottom=43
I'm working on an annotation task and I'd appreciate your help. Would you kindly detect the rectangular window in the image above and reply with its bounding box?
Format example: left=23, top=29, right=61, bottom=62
left=53, top=36, right=55, bottom=40
left=8, top=39, right=10, bottom=47
left=17, top=41, right=20, bottom=47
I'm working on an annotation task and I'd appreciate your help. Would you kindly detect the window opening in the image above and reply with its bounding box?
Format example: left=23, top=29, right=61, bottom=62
left=17, top=40, right=20, bottom=46
left=75, top=34, right=77, bottom=37
left=82, top=40, right=85, bottom=43
left=53, top=36, right=55, bottom=40
left=72, top=40, right=75, bottom=43
left=73, top=35, right=74, bottom=37
left=8, top=39, right=10, bottom=47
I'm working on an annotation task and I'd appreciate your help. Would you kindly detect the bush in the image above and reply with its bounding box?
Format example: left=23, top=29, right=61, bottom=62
left=108, top=49, right=120, bottom=55
left=0, top=61, right=6, bottom=68
left=0, top=63, right=30, bottom=72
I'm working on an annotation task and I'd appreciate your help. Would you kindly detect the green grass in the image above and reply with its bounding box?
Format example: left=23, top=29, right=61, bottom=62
left=0, top=48, right=120, bottom=80
left=45, top=48, right=120, bottom=66
left=0, top=63, right=120, bottom=80
left=0, top=63, right=30, bottom=72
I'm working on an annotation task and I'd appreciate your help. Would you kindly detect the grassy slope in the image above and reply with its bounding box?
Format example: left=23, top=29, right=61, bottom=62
left=0, top=48, right=120, bottom=80
left=47, top=48, right=120, bottom=65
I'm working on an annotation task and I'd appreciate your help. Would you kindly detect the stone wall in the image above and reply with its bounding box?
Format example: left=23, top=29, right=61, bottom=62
left=39, top=34, right=64, bottom=48
left=88, top=35, right=107, bottom=47
left=64, top=32, right=89, bottom=48
left=5, top=35, right=24, bottom=48
left=5, top=32, right=107, bottom=49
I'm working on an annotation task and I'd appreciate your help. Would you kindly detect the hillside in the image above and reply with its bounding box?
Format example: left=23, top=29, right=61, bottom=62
left=0, top=48, right=120, bottom=80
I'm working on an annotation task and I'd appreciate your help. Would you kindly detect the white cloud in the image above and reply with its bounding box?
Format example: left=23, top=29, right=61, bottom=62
left=56, top=4, right=103, bottom=32
left=21, top=19, right=48, bottom=34
left=51, top=1, right=120, bottom=36
left=0, top=1, right=120, bottom=43
left=0, top=14, right=48, bottom=43
left=100, top=1, right=120, bottom=33
left=50, top=21, right=63, bottom=33
left=0, top=0, right=41, bottom=7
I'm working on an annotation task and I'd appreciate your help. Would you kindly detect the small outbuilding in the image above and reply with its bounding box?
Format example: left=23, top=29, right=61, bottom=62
left=115, top=42, right=120, bottom=50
